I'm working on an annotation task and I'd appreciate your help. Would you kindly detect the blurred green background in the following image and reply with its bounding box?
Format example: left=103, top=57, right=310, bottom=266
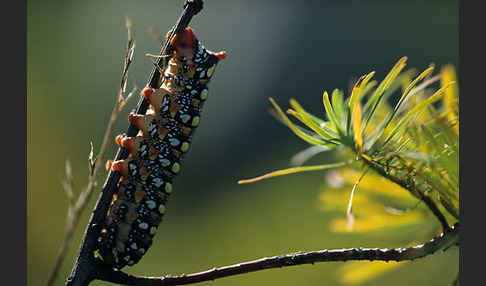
left=27, top=0, right=458, bottom=285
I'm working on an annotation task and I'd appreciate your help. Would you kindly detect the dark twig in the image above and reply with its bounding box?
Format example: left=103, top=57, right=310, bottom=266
left=65, top=1, right=203, bottom=286
left=95, top=223, right=459, bottom=285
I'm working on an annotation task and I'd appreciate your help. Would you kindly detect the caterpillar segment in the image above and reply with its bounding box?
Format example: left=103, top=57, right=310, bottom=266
left=97, top=27, right=226, bottom=269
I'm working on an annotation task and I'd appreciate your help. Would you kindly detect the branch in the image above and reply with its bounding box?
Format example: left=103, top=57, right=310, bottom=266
left=96, top=223, right=459, bottom=285
left=65, top=1, right=204, bottom=286
left=360, top=154, right=451, bottom=231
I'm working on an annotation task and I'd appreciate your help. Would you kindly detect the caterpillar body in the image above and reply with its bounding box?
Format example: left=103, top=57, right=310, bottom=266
left=97, top=27, right=226, bottom=269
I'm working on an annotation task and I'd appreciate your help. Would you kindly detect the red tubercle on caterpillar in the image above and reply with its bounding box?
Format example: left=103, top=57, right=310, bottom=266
left=115, top=133, right=137, bottom=158
left=168, top=27, right=227, bottom=63
left=128, top=113, right=145, bottom=130
left=115, top=134, right=126, bottom=146
left=111, top=160, right=128, bottom=176
left=120, top=136, right=136, bottom=154
left=142, top=87, right=154, bottom=100
left=170, top=27, right=197, bottom=51
left=209, top=50, right=227, bottom=61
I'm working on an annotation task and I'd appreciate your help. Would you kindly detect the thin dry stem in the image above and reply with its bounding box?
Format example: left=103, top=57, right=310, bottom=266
left=46, top=18, right=136, bottom=286
left=96, top=224, right=459, bottom=286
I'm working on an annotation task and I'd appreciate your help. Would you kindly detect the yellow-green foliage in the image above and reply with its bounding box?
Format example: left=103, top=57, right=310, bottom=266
left=239, top=58, right=459, bottom=285
left=240, top=57, right=459, bottom=221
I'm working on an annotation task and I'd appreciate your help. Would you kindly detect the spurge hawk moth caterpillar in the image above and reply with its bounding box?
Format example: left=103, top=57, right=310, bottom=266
left=96, top=27, right=226, bottom=269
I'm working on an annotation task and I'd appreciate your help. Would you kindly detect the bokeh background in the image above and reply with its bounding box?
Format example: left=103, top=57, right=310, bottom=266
left=27, top=0, right=458, bottom=285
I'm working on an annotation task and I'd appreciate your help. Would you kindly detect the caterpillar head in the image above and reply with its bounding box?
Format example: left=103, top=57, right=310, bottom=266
left=169, top=27, right=198, bottom=57
left=169, top=27, right=226, bottom=62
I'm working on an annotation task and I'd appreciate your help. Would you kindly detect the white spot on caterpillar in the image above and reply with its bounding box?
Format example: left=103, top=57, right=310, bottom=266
left=153, top=178, right=164, bottom=187
left=160, top=159, right=171, bottom=167
left=139, top=222, right=149, bottom=230
left=181, top=142, right=190, bottom=152
left=169, top=138, right=180, bottom=146
left=128, top=260, right=135, bottom=266
left=149, top=123, right=157, bottom=133
left=172, top=163, right=180, bottom=173
left=150, top=227, right=157, bottom=235
left=200, top=89, right=208, bottom=100
left=139, top=248, right=146, bottom=254
left=207, top=65, right=215, bottom=77
left=123, top=256, right=130, bottom=262
left=180, top=114, right=191, bottom=123
left=146, top=200, right=156, bottom=210
left=159, top=204, right=166, bottom=214
left=191, top=116, right=200, bottom=127
left=165, top=183, right=173, bottom=193
left=130, top=243, right=138, bottom=250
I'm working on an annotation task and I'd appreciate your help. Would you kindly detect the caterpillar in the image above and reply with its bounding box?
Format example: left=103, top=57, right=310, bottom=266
left=97, top=27, right=226, bottom=269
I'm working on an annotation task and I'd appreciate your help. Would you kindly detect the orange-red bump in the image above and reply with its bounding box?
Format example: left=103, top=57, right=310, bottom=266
left=142, top=88, right=154, bottom=101
left=111, top=160, right=128, bottom=176
left=128, top=113, right=144, bottom=129
left=212, top=51, right=227, bottom=61
left=115, top=134, right=126, bottom=146
left=120, top=137, right=135, bottom=153
left=170, top=27, right=197, bottom=50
